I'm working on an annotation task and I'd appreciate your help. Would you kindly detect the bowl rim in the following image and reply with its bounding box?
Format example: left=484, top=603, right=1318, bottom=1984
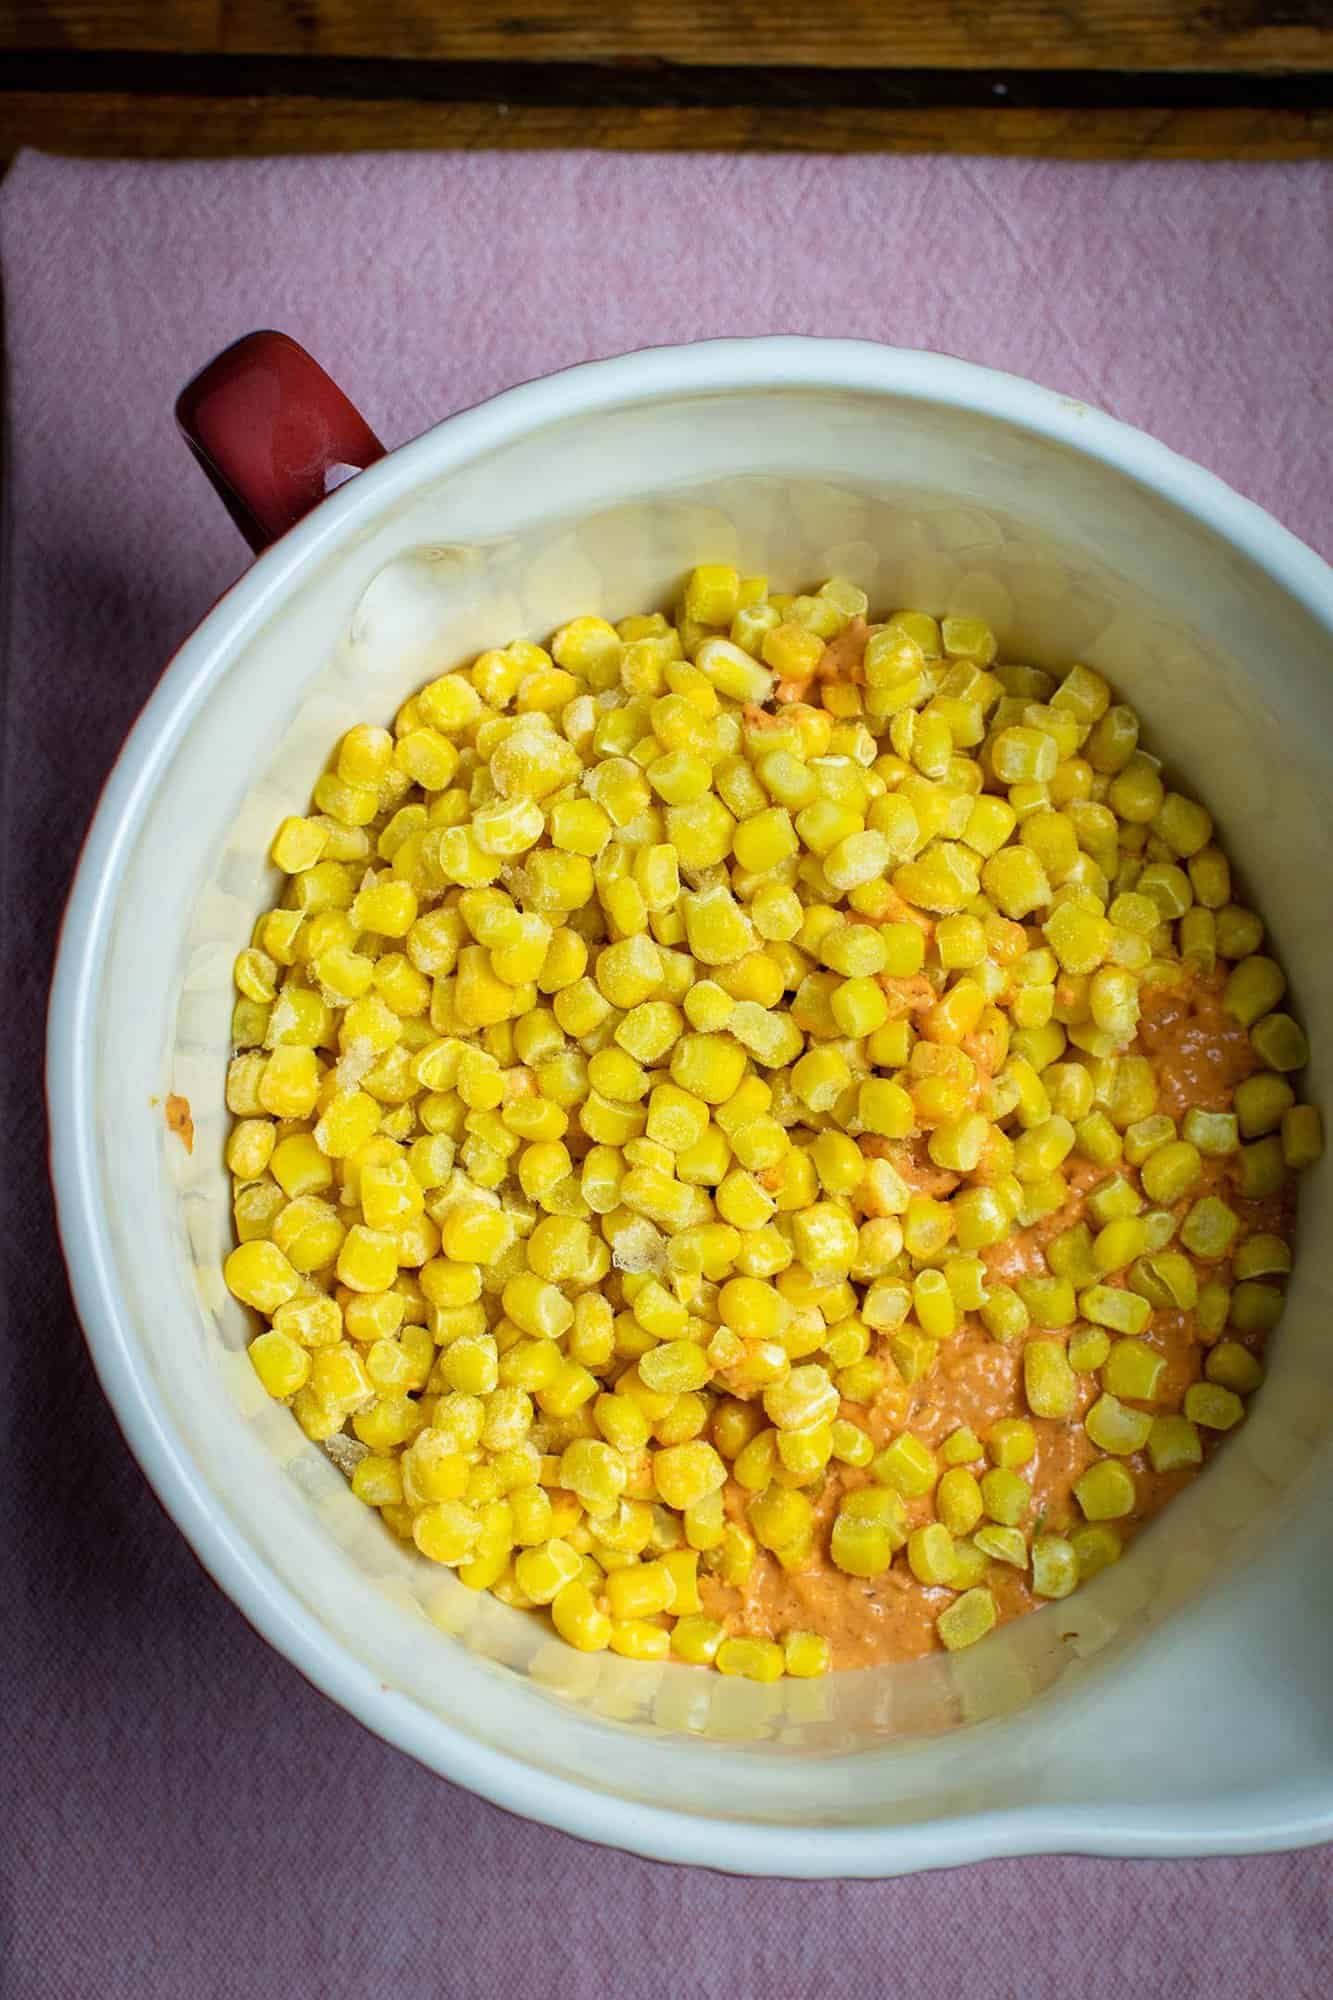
left=46, top=335, right=1333, bottom=1876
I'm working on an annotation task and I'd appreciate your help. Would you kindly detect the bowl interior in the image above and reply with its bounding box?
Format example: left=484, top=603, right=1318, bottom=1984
left=74, top=366, right=1333, bottom=1849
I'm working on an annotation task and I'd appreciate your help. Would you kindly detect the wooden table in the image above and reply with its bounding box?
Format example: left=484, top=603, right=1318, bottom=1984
left=4, top=2, right=1331, bottom=162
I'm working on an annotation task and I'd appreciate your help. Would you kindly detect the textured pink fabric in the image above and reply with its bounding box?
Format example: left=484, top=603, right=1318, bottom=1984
left=2, top=150, right=1331, bottom=1996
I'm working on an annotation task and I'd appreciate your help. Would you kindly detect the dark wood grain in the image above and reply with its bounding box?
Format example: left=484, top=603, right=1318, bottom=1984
left=4, top=0, right=1331, bottom=162
left=6, top=0, right=1333, bottom=71
left=6, top=89, right=1331, bottom=158
left=9, top=50, right=1330, bottom=113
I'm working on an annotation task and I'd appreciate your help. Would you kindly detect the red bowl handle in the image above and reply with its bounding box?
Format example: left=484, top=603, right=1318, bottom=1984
left=175, top=330, right=386, bottom=554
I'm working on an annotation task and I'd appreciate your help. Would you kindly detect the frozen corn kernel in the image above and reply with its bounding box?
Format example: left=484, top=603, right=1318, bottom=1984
left=652, top=1441, right=726, bottom=1511
left=937, top=1588, right=997, bottom=1652
left=1103, top=1337, right=1166, bottom=1402
left=830, top=1486, right=907, bottom=1578
left=907, top=1522, right=957, bottom=1586
left=248, top=1328, right=310, bottom=1400
left=1180, top=1195, right=1240, bottom=1261
left=987, top=1418, right=1036, bottom=1469
left=225, top=1240, right=303, bottom=1314
left=1140, top=1140, right=1202, bottom=1205
left=941, top=1425, right=982, bottom=1466
left=782, top=1629, right=831, bottom=1678
left=974, top=1524, right=1027, bottom=1568
left=668, top=1613, right=722, bottom=1665
left=414, top=1501, right=483, bottom=1567
left=1085, top=1393, right=1154, bottom=1456
left=1074, top=1458, right=1136, bottom=1520
left=1067, top=1326, right=1111, bottom=1372
left=1031, top=1536, right=1078, bottom=1599
left=605, top=1559, right=675, bottom=1622
left=1147, top=1414, right=1202, bottom=1473
left=1205, top=1341, right=1264, bottom=1395
left=716, top=1636, right=785, bottom=1682
left=1251, top=1013, right=1309, bottom=1073
left=1079, top=1285, right=1152, bottom=1337
left=1024, top=1339, right=1076, bottom=1420
left=872, top=1432, right=937, bottom=1498
left=979, top=1467, right=1030, bottom=1526
left=1184, top=1382, right=1245, bottom=1431
left=829, top=1417, right=874, bottom=1469
left=937, top=1467, right=983, bottom=1536
left=1223, top=955, right=1286, bottom=1027
left=1071, top=1522, right=1123, bottom=1581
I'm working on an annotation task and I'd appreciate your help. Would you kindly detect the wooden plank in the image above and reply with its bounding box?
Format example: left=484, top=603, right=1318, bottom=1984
left=5, top=0, right=1333, bottom=74
left=10, top=51, right=1329, bottom=115
left=5, top=90, right=1331, bottom=159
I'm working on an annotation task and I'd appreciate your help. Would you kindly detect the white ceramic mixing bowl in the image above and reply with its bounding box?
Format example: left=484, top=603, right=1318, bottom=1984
left=47, top=336, right=1333, bottom=1875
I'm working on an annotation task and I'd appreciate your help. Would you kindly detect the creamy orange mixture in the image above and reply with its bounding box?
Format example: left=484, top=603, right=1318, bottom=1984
left=701, top=975, right=1290, bottom=1665
left=165, top=1092, right=195, bottom=1154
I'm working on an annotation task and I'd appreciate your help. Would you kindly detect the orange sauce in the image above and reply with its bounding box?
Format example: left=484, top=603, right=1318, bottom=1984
left=774, top=616, right=871, bottom=703
left=165, top=1093, right=194, bottom=1154
left=1137, top=972, right=1258, bottom=1116
left=699, top=969, right=1297, bottom=1667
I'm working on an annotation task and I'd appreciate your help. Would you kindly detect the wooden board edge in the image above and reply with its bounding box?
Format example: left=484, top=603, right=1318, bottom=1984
left=4, top=92, right=1332, bottom=161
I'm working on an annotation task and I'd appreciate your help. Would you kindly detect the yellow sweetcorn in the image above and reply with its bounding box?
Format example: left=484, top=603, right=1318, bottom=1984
left=1074, top=1458, right=1136, bottom=1520
left=1079, top=1285, right=1152, bottom=1337
left=748, top=1483, right=814, bottom=1555
left=1103, top=1337, right=1166, bottom=1402
left=987, top=1418, right=1036, bottom=1469
left=941, top=1425, right=983, bottom=1466
left=979, top=1467, right=1030, bottom=1526
left=1017, top=1275, right=1077, bottom=1330
left=272, top=1195, right=345, bottom=1273
left=937, top=1467, right=984, bottom=1536
left=274, top=1295, right=342, bottom=1349
left=783, top=1629, right=831, bottom=1678
left=248, top=1328, right=310, bottom=1400
left=652, top=1440, right=726, bottom=1511
left=667, top=1612, right=721, bottom=1664
left=226, top=1116, right=277, bottom=1182
left=1064, top=1328, right=1104, bottom=1376
left=1024, top=1339, right=1076, bottom=1419
left=937, top=1588, right=997, bottom=1652
left=1085, top=1393, right=1154, bottom=1456
left=872, top=1432, right=937, bottom=1498
left=830, top=1486, right=908, bottom=1577
left=1071, top=1522, right=1123, bottom=1581
left=1140, top=1139, right=1203, bottom=1205
left=1146, top=1414, right=1202, bottom=1473
left=974, top=1524, right=1027, bottom=1568
left=550, top=1580, right=612, bottom=1652
left=225, top=1240, right=303, bottom=1314
left=605, top=1559, right=676, bottom=1622
left=1180, top=1195, right=1240, bottom=1261
left=942, top=1537, right=987, bottom=1591
left=224, top=573, right=1314, bottom=1680
left=1251, top=1013, right=1309, bottom=1073
left=413, top=1500, right=483, bottom=1567
left=763, top=1363, right=839, bottom=1432
left=1239, top=1137, right=1286, bottom=1200
left=716, top=1636, right=786, bottom=1682
left=1184, top=1382, right=1245, bottom=1431
left=1223, top=955, right=1287, bottom=1027
left=1030, top=1536, right=1077, bottom=1599
left=907, top=1522, right=957, bottom=1585
left=1231, top=1234, right=1291, bottom=1282
left=1205, top=1341, right=1264, bottom=1395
